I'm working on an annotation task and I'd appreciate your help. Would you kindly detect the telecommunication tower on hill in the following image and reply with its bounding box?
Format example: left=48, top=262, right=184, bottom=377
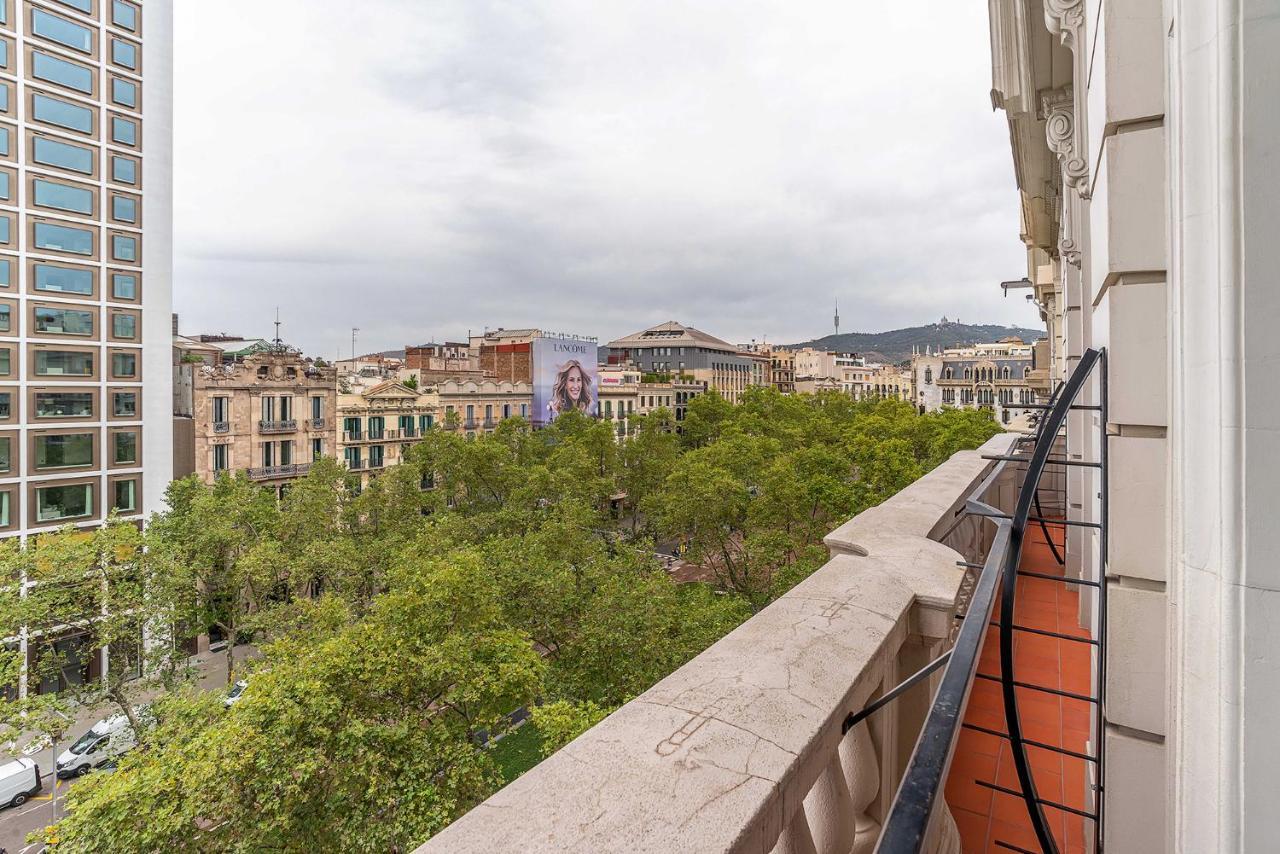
left=834, top=300, right=840, bottom=337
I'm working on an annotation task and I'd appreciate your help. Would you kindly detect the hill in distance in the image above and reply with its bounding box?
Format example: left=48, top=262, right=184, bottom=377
left=789, top=320, right=1044, bottom=365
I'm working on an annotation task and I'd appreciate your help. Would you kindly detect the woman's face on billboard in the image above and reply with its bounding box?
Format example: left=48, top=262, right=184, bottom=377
left=566, top=366, right=584, bottom=401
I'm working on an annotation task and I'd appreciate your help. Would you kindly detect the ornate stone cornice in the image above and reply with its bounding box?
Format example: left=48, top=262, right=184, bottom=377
left=1044, top=0, right=1086, bottom=51
left=1042, top=87, right=1090, bottom=197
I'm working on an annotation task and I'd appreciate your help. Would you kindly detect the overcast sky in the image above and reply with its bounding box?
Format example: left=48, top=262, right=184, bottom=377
left=173, top=0, right=1040, bottom=360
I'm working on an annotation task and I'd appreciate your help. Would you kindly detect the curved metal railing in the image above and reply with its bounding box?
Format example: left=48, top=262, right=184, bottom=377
left=871, top=347, right=1106, bottom=854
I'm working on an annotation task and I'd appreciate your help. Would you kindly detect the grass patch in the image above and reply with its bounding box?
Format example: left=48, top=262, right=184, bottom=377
left=490, top=723, right=545, bottom=783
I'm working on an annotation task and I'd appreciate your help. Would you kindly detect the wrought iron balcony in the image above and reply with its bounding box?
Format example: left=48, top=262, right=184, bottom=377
left=346, top=459, right=366, bottom=470
left=309, top=418, right=326, bottom=430
left=483, top=418, right=496, bottom=428
left=247, top=463, right=310, bottom=480
left=258, top=419, right=298, bottom=434
left=212, top=421, right=230, bottom=434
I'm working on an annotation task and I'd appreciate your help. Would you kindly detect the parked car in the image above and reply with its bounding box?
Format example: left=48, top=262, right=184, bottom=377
left=0, top=758, right=41, bottom=808
left=224, top=679, right=248, bottom=708
left=56, top=714, right=140, bottom=778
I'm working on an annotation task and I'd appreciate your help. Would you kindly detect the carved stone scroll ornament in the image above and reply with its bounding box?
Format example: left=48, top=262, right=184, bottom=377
left=1043, top=88, right=1090, bottom=197
left=1044, top=0, right=1086, bottom=50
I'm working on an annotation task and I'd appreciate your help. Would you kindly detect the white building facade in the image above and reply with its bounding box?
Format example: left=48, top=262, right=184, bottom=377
left=989, top=0, right=1280, bottom=849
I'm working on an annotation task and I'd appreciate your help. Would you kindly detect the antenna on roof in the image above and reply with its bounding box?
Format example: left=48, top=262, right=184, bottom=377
left=273, top=308, right=282, bottom=345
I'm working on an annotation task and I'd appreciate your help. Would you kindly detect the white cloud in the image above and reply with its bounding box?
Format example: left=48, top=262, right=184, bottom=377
left=174, top=0, right=1040, bottom=358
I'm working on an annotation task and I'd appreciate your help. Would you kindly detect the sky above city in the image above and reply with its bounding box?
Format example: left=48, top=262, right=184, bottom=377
left=174, top=0, right=1040, bottom=360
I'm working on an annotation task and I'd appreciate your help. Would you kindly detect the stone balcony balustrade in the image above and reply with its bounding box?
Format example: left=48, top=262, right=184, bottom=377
left=416, top=433, right=1019, bottom=854
left=258, top=419, right=298, bottom=434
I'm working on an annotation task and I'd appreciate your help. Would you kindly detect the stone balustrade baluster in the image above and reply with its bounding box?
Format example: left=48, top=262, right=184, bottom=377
left=804, top=750, right=857, bottom=854
left=771, top=805, right=818, bottom=854
left=841, top=716, right=881, bottom=854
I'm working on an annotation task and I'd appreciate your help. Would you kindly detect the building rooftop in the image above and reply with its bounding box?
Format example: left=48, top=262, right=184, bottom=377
left=607, top=321, right=738, bottom=352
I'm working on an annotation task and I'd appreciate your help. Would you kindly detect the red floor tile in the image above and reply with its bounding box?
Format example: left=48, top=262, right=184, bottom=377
left=944, top=518, right=1098, bottom=852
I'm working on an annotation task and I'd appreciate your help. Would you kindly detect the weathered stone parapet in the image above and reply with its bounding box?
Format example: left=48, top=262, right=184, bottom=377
left=416, top=433, right=1019, bottom=854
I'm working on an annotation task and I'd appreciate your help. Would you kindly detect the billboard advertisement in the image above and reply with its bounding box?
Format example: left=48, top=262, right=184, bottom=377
left=533, top=336, right=599, bottom=425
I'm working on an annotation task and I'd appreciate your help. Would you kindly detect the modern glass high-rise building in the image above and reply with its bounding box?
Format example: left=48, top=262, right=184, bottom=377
left=0, top=0, right=170, bottom=538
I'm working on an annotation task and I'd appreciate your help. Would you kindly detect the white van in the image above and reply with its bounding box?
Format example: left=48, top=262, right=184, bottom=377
left=0, top=758, right=41, bottom=808
left=56, top=714, right=138, bottom=778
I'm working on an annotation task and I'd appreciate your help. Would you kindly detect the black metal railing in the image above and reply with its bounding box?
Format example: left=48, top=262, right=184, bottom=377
left=857, top=348, right=1107, bottom=854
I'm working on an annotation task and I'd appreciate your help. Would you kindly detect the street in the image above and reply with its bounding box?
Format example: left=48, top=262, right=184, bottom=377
left=0, top=645, right=256, bottom=852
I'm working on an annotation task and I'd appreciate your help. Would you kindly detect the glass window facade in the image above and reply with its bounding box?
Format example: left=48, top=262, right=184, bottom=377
left=36, top=433, right=94, bottom=469
left=36, top=392, right=94, bottom=418
left=0, top=437, right=9, bottom=473
left=110, top=156, right=135, bottom=184
left=33, top=94, right=94, bottom=133
left=111, top=351, right=136, bottom=377
left=111, top=313, right=135, bottom=338
left=113, top=431, right=136, bottom=464
left=113, top=479, right=137, bottom=512
left=111, top=78, right=136, bottom=108
left=111, top=234, right=136, bottom=261
left=34, top=179, right=94, bottom=214
left=35, top=306, right=94, bottom=336
left=112, top=1, right=137, bottom=31
left=112, top=391, right=137, bottom=417
left=35, top=350, right=93, bottom=376
left=31, top=10, right=94, bottom=54
left=111, top=273, right=136, bottom=299
left=111, top=39, right=136, bottom=69
left=36, top=482, right=93, bottom=522
left=32, top=52, right=94, bottom=94
left=112, top=195, right=136, bottom=222
left=110, top=116, right=136, bottom=145
left=34, top=222, right=94, bottom=255
left=35, top=264, right=93, bottom=295
left=34, top=137, right=95, bottom=175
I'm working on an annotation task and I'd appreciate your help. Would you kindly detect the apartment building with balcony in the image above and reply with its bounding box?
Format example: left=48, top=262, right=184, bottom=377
left=912, top=339, right=1039, bottom=426
left=437, top=378, right=530, bottom=437
left=187, top=345, right=335, bottom=495
left=336, top=379, right=436, bottom=482
left=769, top=346, right=795, bottom=394
left=598, top=366, right=701, bottom=437
left=0, top=0, right=171, bottom=538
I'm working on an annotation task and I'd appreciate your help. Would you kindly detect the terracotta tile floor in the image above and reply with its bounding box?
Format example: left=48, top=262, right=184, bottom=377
left=945, top=521, right=1095, bottom=853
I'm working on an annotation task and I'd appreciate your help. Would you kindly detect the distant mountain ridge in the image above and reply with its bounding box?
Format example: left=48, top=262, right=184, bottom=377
left=788, top=321, right=1044, bottom=365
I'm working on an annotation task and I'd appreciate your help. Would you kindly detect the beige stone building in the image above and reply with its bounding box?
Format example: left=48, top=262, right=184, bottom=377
left=768, top=348, right=795, bottom=395
left=865, top=363, right=912, bottom=402
left=598, top=366, right=700, bottom=437
left=189, top=345, right=336, bottom=495
left=438, top=378, right=531, bottom=437
left=336, top=380, right=437, bottom=484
